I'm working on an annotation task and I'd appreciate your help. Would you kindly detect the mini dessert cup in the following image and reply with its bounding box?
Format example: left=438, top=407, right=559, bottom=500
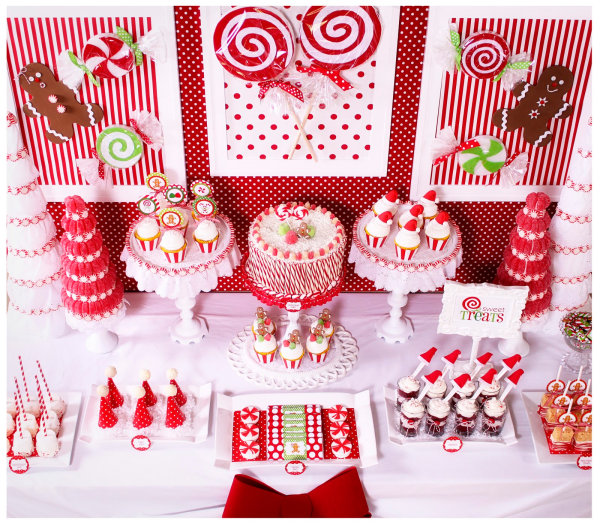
left=193, top=219, right=220, bottom=254
left=399, top=398, right=425, bottom=437
left=573, top=427, right=592, bottom=452
left=425, top=378, right=447, bottom=402
left=134, top=230, right=160, bottom=252
left=425, top=398, right=451, bottom=437
left=481, top=397, right=507, bottom=436
left=426, top=234, right=449, bottom=251
left=451, top=380, right=477, bottom=406
left=454, top=398, right=479, bottom=437
left=396, top=376, right=420, bottom=408
left=395, top=243, right=419, bottom=261
left=477, top=380, right=501, bottom=405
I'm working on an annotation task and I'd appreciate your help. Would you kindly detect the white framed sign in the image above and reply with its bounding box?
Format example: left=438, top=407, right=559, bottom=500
left=438, top=281, right=528, bottom=340
left=200, top=5, right=400, bottom=178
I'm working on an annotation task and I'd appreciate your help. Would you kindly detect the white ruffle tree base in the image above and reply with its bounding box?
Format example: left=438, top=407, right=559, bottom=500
left=349, top=206, right=463, bottom=344
left=65, top=305, right=127, bottom=354
left=121, top=215, right=241, bottom=344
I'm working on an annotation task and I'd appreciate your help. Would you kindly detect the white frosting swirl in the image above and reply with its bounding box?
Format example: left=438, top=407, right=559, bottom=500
left=397, top=376, right=420, bottom=394
left=394, top=227, right=420, bottom=248
left=280, top=342, right=304, bottom=360
left=136, top=217, right=160, bottom=239
left=194, top=220, right=219, bottom=241
left=479, top=379, right=501, bottom=397
left=427, top=397, right=450, bottom=418
left=426, top=378, right=447, bottom=398
left=401, top=398, right=425, bottom=418
left=365, top=215, right=392, bottom=238
left=483, top=397, right=506, bottom=417
left=160, top=230, right=185, bottom=251
left=455, top=398, right=478, bottom=418
left=425, top=217, right=450, bottom=239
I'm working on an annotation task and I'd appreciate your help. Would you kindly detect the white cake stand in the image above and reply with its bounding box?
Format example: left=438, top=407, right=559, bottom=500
left=121, top=214, right=241, bottom=344
left=349, top=205, right=463, bottom=344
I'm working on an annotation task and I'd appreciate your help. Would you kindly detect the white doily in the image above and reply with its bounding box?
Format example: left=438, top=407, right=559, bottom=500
left=227, top=314, right=359, bottom=390
left=121, top=215, right=241, bottom=300
left=349, top=206, right=463, bottom=293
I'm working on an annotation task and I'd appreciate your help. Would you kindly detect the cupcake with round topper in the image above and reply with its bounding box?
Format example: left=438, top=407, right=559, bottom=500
left=372, top=190, right=400, bottom=217
left=254, top=325, right=278, bottom=364
left=251, top=307, right=276, bottom=339
left=364, top=210, right=393, bottom=249
left=419, top=190, right=440, bottom=223
left=310, top=308, right=335, bottom=339
left=394, top=219, right=420, bottom=261
left=159, top=228, right=187, bottom=264
left=306, top=324, right=330, bottom=363
left=425, top=211, right=451, bottom=251
left=134, top=216, right=161, bottom=252
left=280, top=329, right=304, bottom=369
left=398, top=204, right=424, bottom=229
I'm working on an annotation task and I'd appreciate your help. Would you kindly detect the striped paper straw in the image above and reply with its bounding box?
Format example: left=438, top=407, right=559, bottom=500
left=14, top=377, right=26, bottom=414
left=35, top=375, right=47, bottom=436
left=36, top=360, right=53, bottom=401
left=14, top=391, right=23, bottom=438
left=18, top=355, right=31, bottom=401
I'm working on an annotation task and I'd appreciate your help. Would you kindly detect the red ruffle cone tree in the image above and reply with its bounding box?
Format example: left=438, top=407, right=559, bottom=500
left=60, top=195, right=125, bottom=352
left=495, top=192, right=553, bottom=323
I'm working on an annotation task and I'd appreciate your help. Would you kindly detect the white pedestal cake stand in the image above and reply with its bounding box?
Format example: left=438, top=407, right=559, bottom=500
left=349, top=205, right=463, bottom=344
left=121, top=214, right=241, bottom=344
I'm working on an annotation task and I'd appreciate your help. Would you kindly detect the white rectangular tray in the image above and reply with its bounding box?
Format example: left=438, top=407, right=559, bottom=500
left=79, top=383, right=211, bottom=444
left=8, top=391, right=83, bottom=469
left=521, top=390, right=580, bottom=464
left=215, top=390, right=378, bottom=469
left=384, top=386, right=517, bottom=446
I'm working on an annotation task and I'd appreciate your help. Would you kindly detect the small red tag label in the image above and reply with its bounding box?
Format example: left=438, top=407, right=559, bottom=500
left=443, top=436, right=463, bottom=453
left=131, top=435, right=151, bottom=451
left=9, top=456, right=30, bottom=474
left=285, top=461, right=306, bottom=475
left=577, top=453, right=592, bottom=470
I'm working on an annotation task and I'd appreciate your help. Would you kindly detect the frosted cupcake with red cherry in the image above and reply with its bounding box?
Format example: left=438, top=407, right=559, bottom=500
left=251, top=307, right=276, bottom=340
left=372, top=190, right=400, bottom=217
left=134, top=217, right=161, bottom=251
left=280, top=330, right=304, bottom=369
left=159, top=229, right=187, bottom=263
left=398, top=204, right=424, bottom=229
left=253, top=325, right=278, bottom=364
left=306, top=325, right=330, bottom=363
left=419, top=190, right=439, bottom=224
left=364, top=211, right=393, bottom=249
left=425, top=211, right=450, bottom=251
left=394, top=219, right=420, bottom=261
left=310, top=309, right=335, bottom=339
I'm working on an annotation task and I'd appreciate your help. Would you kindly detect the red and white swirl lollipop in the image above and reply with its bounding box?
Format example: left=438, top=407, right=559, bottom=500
left=460, top=31, right=510, bottom=80
left=82, top=34, right=136, bottom=80
left=213, top=7, right=295, bottom=82
left=299, top=6, right=382, bottom=71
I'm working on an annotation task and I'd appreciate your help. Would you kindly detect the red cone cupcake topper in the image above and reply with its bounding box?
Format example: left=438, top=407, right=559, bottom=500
left=385, top=190, right=399, bottom=203
left=411, top=347, right=437, bottom=377
left=404, top=219, right=418, bottom=232
left=105, top=366, right=124, bottom=408
left=422, top=190, right=438, bottom=203
left=500, top=368, right=524, bottom=401
left=132, top=386, right=153, bottom=430
left=165, top=384, right=186, bottom=428
left=497, top=354, right=522, bottom=380
left=377, top=211, right=393, bottom=225
left=411, top=204, right=424, bottom=216
left=417, top=369, right=443, bottom=401
left=140, top=369, right=157, bottom=407
left=167, top=368, right=187, bottom=407
left=441, top=349, right=461, bottom=378
left=472, top=351, right=494, bottom=378
left=97, top=385, right=118, bottom=429
left=444, top=373, right=471, bottom=402
left=435, top=211, right=449, bottom=224
left=479, top=368, right=497, bottom=385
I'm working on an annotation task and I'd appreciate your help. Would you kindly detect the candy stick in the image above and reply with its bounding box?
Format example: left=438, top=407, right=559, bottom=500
left=472, top=352, right=493, bottom=378
left=443, top=373, right=471, bottom=402
left=18, top=355, right=31, bottom=401
left=14, top=391, right=23, bottom=439
left=36, top=376, right=48, bottom=436
left=468, top=336, right=481, bottom=366
left=417, top=370, right=443, bottom=402
left=37, top=360, right=53, bottom=401
left=496, top=354, right=522, bottom=380
left=287, top=99, right=317, bottom=161
left=499, top=368, right=524, bottom=402
left=576, top=366, right=583, bottom=383
left=555, top=365, right=563, bottom=384
left=411, top=347, right=438, bottom=377
left=288, top=102, right=313, bottom=159
left=470, top=368, right=497, bottom=400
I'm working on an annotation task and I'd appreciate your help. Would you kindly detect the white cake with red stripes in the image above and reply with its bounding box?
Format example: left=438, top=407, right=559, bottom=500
left=246, top=202, right=346, bottom=299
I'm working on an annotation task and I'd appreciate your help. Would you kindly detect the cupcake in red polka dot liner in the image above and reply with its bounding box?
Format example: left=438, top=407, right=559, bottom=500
left=310, top=308, right=335, bottom=339
left=254, top=325, right=278, bottom=364
left=306, top=324, right=330, bottom=363
left=394, top=219, right=420, bottom=261
left=251, top=307, right=276, bottom=340
left=280, top=329, right=304, bottom=369
left=364, top=210, right=393, bottom=248
left=425, top=211, right=451, bottom=251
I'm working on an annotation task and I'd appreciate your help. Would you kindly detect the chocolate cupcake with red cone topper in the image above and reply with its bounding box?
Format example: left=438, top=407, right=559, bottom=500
left=364, top=211, right=393, bottom=248
left=372, top=190, right=400, bottom=217
left=425, top=211, right=451, bottom=251
left=419, top=190, right=440, bottom=223
left=394, top=219, right=420, bottom=261
left=398, top=204, right=424, bottom=229
left=251, top=307, right=276, bottom=340
left=280, top=329, right=304, bottom=369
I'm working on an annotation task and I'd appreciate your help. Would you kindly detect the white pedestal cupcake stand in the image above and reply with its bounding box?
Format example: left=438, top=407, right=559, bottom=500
left=349, top=205, right=463, bottom=344
left=121, top=214, right=241, bottom=344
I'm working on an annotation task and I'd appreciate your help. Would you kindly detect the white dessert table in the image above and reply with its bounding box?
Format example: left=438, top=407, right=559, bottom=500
left=6, top=292, right=591, bottom=518
left=121, top=214, right=240, bottom=344
left=349, top=205, right=463, bottom=344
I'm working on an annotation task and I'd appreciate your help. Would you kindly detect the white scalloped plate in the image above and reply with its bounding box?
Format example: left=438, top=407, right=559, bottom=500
left=227, top=314, right=359, bottom=390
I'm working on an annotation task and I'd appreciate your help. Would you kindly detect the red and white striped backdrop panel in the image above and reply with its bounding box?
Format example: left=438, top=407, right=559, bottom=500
left=432, top=17, right=591, bottom=187
left=7, top=16, right=164, bottom=187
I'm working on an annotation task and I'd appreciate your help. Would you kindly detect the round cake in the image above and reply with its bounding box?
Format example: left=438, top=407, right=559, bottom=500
left=245, top=202, right=346, bottom=301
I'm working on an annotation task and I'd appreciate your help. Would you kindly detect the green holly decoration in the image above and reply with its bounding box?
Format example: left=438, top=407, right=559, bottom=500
left=289, top=342, right=296, bottom=349
left=317, top=335, right=324, bottom=344
left=307, top=225, right=316, bottom=238
left=278, top=223, right=291, bottom=236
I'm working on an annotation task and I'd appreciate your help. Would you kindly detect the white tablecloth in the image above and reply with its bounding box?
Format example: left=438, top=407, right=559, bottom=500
left=7, top=292, right=591, bottom=518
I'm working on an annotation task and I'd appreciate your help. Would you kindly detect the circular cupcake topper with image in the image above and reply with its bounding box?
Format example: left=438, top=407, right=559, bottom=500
left=558, top=412, right=577, bottom=424
left=546, top=379, right=566, bottom=393
left=569, top=379, right=587, bottom=393
left=146, top=172, right=168, bottom=192
left=165, top=184, right=187, bottom=205
left=192, top=197, right=218, bottom=220
left=582, top=411, right=592, bottom=425
left=137, top=194, right=159, bottom=215
left=191, top=180, right=213, bottom=198
left=158, top=207, right=184, bottom=229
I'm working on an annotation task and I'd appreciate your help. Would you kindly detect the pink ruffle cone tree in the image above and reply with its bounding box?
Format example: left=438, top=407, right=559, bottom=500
left=495, top=192, right=553, bottom=324
left=60, top=195, right=125, bottom=353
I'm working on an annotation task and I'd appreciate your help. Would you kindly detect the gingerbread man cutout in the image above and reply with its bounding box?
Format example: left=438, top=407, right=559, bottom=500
left=492, top=65, right=573, bottom=147
left=19, top=63, right=104, bottom=144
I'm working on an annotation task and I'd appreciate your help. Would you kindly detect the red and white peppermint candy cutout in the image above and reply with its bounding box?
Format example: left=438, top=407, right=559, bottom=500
left=213, top=7, right=295, bottom=82
left=82, top=33, right=135, bottom=80
left=300, top=6, right=382, bottom=71
left=239, top=422, right=260, bottom=442
left=460, top=31, right=510, bottom=80
left=239, top=440, right=260, bottom=460
left=240, top=406, right=260, bottom=425
left=292, top=205, right=309, bottom=220
left=327, top=404, right=348, bottom=423
left=329, top=420, right=350, bottom=439
left=331, top=437, right=353, bottom=458
left=275, top=203, right=292, bottom=220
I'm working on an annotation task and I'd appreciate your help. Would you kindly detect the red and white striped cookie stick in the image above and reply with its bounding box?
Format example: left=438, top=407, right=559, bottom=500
left=14, top=390, right=23, bottom=439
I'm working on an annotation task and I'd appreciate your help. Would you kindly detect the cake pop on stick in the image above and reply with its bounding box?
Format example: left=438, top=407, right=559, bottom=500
left=496, top=354, right=522, bottom=380
left=14, top=378, right=38, bottom=436
left=36, top=360, right=66, bottom=417
left=11, top=391, right=34, bottom=457
left=558, top=398, right=577, bottom=425
left=443, top=374, right=472, bottom=402
left=167, top=368, right=187, bottom=407
left=140, top=369, right=157, bottom=407
left=417, top=370, right=443, bottom=402
left=441, top=350, right=461, bottom=378
left=411, top=347, right=438, bottom=378
left=97, top=385, right=118, bottom=429
left=132, top=386, right=153, bottom=430
left=18, top=356, right=40, bottom=417
left=470, top=368, right=497, bottom=400
left=499, top=369, right=524, bottom=402
left=575, top=382, right=592, bottom=408
left=164, top=385, right=186, bottom=429
left=472, top=352, right=493, bottom=378
left=105, top=366, right=124, bottom=408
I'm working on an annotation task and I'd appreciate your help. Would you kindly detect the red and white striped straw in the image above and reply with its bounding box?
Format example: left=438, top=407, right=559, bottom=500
left=35, top=375, right=47, bottom=436
left=14, top=377, right=26, bottom=414
left=13, top=390, right=23, bottom=439
left=36, top=360, right=53, bottom=401
left=18, top=355, right=31, bottom=401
